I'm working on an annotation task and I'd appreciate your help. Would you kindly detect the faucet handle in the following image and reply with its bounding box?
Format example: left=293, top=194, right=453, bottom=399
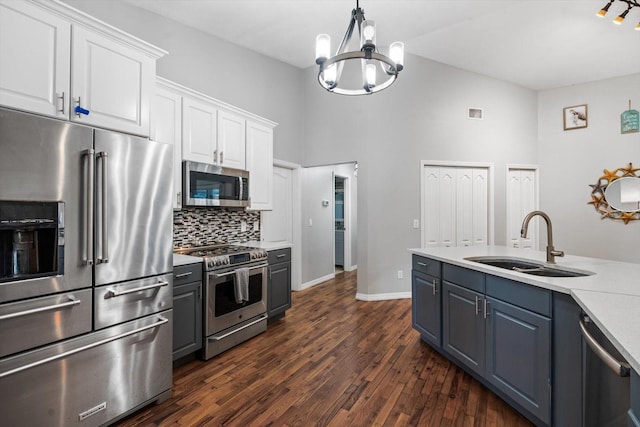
left=550, top=249, right=565, bottom=258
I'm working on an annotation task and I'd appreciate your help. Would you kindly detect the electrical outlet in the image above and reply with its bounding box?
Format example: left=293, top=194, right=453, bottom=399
left=397, top=270, right=403, bottom=279
left=253, top=221, right=259, bottom=231
left=240, top=220, right=247, bottom=232
left=413, top=219, right=420, bottom=229
left=308, top=218, right=313, bottom=226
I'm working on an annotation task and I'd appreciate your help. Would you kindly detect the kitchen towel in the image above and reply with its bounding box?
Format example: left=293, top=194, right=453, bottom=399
left=234, top=267, right=250, bottom=303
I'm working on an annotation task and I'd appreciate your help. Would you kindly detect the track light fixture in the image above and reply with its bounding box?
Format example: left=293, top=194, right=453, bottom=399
left=596, top=0, right=640, bottom=27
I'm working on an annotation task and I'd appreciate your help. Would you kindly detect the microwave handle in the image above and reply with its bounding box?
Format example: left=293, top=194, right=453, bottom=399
left=239, top=176, right=243, bottom=199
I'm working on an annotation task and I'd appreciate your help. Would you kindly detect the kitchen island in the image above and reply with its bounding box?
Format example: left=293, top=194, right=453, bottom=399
left=409, top=245, right=640, bottom=427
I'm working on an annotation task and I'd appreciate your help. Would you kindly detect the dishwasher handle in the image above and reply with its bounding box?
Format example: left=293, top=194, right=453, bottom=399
left=579, top=314, right=630, bottom=377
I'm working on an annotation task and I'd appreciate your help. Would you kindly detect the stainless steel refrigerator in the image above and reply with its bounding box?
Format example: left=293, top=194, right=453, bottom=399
left=0, top=107, right=173, bottom=426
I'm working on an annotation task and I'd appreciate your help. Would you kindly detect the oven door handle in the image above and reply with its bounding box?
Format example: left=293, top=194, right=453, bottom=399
left=208, top=314, right=268, bottom=341
left=105, top=280, right=169, bottom=298
left=579, top=314, right=630, bottom=377
left=211, top=263, right=268, bottom=279
left=0, top=296, right=81, bottom=321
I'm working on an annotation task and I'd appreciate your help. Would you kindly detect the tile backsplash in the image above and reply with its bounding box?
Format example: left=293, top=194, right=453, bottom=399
left=173, top=207, right=260, bottom=249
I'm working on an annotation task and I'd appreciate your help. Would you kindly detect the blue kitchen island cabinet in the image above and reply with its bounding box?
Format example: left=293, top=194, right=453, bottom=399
left=411, top=255, right=442, bottom=347
left=415, top=262, right=552, bottom=426
left=631, top=370, right=640, bottom=426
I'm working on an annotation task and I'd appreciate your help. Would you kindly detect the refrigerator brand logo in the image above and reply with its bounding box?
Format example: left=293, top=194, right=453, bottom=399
left=78, top=401, right=107, bottom=421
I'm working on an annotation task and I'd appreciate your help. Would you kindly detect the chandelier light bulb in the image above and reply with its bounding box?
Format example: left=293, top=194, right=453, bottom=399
left=596, top=1, right=613, bottom=17
left=323, top=64, right=337, bottom=85
left=636, top=21, right=640, bottom=30
left=361, top=20, right=376, bottom=50
left=315, top=34, right=331, bottom=64
left=365, top=63, right=376, bottom=87
left=389, top=41, right=405, bottom=71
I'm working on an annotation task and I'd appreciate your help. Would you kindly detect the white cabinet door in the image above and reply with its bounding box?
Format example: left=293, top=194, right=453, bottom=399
left=439, top=169, right=457, bottom=247
left=0, top=1, right=70, bottom=118
left=71, top=26, right=153, bottom=136
left=261, top=166, right=293, bottom=242
left=423, top=167, right=441, bottom=247
left=182, top=96, right=217, bottom=164
left=246, top=121, right=274, bottom=211
left=217, top=110, right=246, bottom=169
left=151, top=86, right=183, bottom=209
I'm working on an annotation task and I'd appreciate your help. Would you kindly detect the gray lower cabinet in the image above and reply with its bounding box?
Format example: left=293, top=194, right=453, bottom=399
left=630, top=370, right=640, bottom=426
left=412, top=255, right=442, bottom=347
left=439, top=263, right=551, bottom=426
left=442, top=281, right=485, bottom=377
left=268, top=248, right=292, bottom=321
left=172, top=263, right=203, bottom=361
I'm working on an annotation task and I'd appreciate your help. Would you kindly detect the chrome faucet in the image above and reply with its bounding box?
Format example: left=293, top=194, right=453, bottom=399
left=520, top=210, right=564, bottom=264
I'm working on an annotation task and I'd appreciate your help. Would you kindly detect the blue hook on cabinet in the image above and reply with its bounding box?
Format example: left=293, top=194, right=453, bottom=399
left=75, top=105, right=90, bottom=116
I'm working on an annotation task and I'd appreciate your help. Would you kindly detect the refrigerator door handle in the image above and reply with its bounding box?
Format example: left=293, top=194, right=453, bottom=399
left=83, top=149, right=95, bottom=265
left=97, top=151, right=109, bottom=264
left=0, top=316, right=169, bottom=379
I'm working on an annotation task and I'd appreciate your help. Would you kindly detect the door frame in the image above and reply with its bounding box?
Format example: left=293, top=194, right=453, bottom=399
left=420, top=160, right=495, bottom=248
left=333, top=173, right=354, bottom=271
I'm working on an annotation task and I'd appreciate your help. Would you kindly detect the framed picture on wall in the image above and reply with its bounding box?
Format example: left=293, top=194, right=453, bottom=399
left=563, top=104, right=588, bottom=130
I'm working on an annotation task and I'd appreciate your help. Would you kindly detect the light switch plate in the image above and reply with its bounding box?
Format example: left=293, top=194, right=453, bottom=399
left=413, top=219, right=420, bottom=229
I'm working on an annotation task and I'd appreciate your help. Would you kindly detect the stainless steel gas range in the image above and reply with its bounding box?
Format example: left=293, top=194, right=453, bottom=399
left=176, top=244, right=269, bottom=360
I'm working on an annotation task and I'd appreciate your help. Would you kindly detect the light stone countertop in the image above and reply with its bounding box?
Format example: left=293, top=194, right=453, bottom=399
left=173, top=253, right=203, bottom=267
left=237, top=240, right=293, bottom=251
left=409, top=245, right=640, bottom=373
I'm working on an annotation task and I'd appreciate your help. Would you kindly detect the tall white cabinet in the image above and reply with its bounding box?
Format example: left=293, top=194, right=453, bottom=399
left=0, top=0, right=165, bottom=136
left=151, top=78, right=277, bottom=211
left=423, top=165, right=491, bottom=248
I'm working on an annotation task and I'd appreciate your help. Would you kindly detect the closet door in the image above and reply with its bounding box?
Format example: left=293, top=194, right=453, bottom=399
left=507, top=169, right=537, bottom=249
left=423, top=165, right=489, bottom=248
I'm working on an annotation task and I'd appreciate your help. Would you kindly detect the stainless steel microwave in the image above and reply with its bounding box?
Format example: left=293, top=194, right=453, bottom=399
left=183, top=161, right=249, bottom=207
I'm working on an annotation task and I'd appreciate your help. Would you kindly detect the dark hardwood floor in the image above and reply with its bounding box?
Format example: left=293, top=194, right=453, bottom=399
left=116, top=270, right=532, bottom=427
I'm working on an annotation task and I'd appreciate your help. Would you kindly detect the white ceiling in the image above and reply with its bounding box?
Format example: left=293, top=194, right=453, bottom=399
left=123, top=0, right=640, bottom=90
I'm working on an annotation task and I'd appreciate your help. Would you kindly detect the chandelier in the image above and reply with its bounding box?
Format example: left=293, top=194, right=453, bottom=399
left=314, top=0, right=404, bottom=96
left=596, top=0, right=640, bottom=29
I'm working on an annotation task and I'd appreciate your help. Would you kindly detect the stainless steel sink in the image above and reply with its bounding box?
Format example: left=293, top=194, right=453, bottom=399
left=464, top=256, right=595, bottom=278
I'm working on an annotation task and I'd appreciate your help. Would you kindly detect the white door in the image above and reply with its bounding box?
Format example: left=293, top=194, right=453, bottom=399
left=422, top=164, right=490, bottom=248
left=261, top=166, right=293, bottom=243
left=217, top=110, right=246, bottom=169
left=71, top=26, right=153, bottom=136
left=246, top=121, right=274, bottom=211
left=151, top=85, right=182, bottom=209
left=0, top=1, right=70, bottom=118
left=182, top=96, right=217, bottom=164
left=507, top=168, right=538, bottom=249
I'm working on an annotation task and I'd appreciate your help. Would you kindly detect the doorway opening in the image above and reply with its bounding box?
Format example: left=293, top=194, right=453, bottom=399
left=335, top=176, right=346, bottom=274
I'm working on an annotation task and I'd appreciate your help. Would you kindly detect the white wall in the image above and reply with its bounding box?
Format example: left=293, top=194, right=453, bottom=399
left=303, top=55, right=539, bottom=297
left=538, top=73, right=640, bottom=263
left=62, top=0, right=305, bottom=165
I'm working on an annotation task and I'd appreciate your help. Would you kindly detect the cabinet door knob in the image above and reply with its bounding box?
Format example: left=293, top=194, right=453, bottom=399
left=74, top=97, right=90, bottom=116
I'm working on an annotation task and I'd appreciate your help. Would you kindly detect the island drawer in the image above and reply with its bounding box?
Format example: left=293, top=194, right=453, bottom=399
left=268, top=248, right=291, bottom=264
left=412, top=255, right=441, bottom=277
left=443, top=263, right=485, bottom=293
left=486, top=275, right=551, bottom=317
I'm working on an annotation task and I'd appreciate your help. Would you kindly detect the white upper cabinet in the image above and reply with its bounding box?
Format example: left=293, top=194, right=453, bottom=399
left=71, top=26, right=155, bottom=136
left=0, top=0, right=165, bottom=136
left=151, top=81, right=183, bottom=209
left=0, top=1, right=70, bottom=118
left=217, top=110, right=246, bottom=169
left=246, top=121, right=274, bottom=211
left=182, top=96, right=217, bottom=164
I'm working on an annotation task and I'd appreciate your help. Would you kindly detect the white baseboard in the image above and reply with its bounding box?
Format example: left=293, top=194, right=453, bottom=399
left=355, top=291, right=412, bottom=301
left=297, top=273, right=335, bottom=291
left=344, top=264, right=358, bottom=272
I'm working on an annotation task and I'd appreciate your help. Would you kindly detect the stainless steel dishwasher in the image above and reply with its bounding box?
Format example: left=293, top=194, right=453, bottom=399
left=579, top=313, right=630, bottom=427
